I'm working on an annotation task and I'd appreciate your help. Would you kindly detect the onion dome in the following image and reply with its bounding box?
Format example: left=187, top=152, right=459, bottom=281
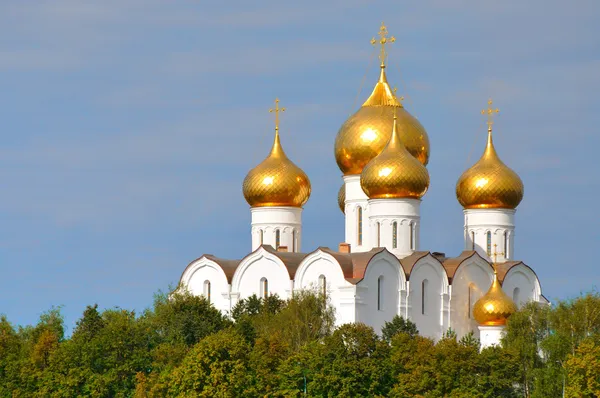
left=334, top=24, right=430, bottom=176
left=243, top=99, right=311, bottom=208
left=456, top=101, right=524, bottom=209
left=360, top=110, right=430, bottom=199
left=338, top=184, right=345, bottom=214
left=473, top=272, right=517, bottom=326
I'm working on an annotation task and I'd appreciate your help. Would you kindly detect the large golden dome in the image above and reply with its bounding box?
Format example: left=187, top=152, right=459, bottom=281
left=337, top=184, right=345, bottom=214
left=456, top=125, right=524, bottom=210
left=360, top=112, right=429, bottom=199
left=473, top=272, right=517, bottom=326
left=334, top=67, right=430, bottom=175
left=243, top=101, right=311, bottom=208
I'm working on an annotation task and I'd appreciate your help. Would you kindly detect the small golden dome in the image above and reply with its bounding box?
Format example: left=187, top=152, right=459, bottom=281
left=334, top=67, right=430, bottom=175
left=242, top=101, right=311, bottom=208
left=473, top=273, right=517, bottom=326
left=338, top=184, right=345, bottom=214
left=360, top=112, right=430, bottom=199
left=456, top=126, right=524, bottom=209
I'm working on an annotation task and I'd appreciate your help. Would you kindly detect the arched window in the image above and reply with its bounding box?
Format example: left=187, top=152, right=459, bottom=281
left=486, top=231, right=492, bottom=256
left=318, top=275, right=327, bottom=298
left=504, top=231, right=508, bottom=259
left=376, top=222, right=381, bottom=247
left=377, top=276, right=384, bottom=311
left=513, top=287, right=520, bottom=306
left=292, top=229, right=296, bottom=252
left=409, top=222, right=415, bottom=250
left=203, top=280, right=211, bottom=302
left=468, top=283, right=475, bottom=319
left=421, top=279, right=429, bottom=315
left=275, top=230, right=280, bottom=249
left=357, top=207, right=363, bottom=246
left=260, top=277, right=269, bottom=298
left=392, top=221, right=398, bottom=249
left=259, top=230, right=264, bottom=245
left=471, top=231, right=475, bottom=250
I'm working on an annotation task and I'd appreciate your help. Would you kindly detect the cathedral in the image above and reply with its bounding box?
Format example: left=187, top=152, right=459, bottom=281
left=178, top=24, right=546, bottom=347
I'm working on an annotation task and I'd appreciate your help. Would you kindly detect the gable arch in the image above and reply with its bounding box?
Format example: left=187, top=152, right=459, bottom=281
left=179, top=257, right=231, bottom=313
left=502, top=263, right=542, bottom=307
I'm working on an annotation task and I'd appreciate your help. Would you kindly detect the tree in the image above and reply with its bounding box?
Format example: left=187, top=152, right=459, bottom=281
left=381, top=315, right=418, bottom=342
left=565, top=339, right=600, bottom=398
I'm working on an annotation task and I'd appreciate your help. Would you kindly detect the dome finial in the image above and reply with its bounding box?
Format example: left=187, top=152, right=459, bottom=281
left=482, top=98, right=499, bottom=133
left=268, top=98, right=286, bottom=157
left=371, top=22, right=396, bottom=69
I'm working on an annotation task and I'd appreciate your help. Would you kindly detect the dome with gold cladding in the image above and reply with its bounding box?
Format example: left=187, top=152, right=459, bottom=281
left=337, top=184, right=345, bottom=214
left=360, top=110, right=429, bottom=199
left=473, top=273, right=517, bottom=326
left=456, top=102, right=524, bottom=209
left=334, top=67, right=430, bottom=175
left=243, top=100, right=311, bottom=208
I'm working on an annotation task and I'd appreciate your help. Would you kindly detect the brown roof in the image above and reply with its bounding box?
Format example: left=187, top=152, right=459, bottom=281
left=179, top=255, right=241, bottom=284
left=399, top=251, right=431, bottom=277
left=261, top=245, right=309, bottom=280
left=494, top=260, right=539, bottom=284
left=442, top=251, right=482, bottom=283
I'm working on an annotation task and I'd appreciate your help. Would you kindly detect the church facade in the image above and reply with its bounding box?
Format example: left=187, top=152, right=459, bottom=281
left=178, top=24, right=546, bottom=343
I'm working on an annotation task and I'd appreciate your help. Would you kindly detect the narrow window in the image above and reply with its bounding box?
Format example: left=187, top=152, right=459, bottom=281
left=513, top=287, right=520, bottom=305
left=260, top=277, right=269, bottom=298
left=259, top=230, right=264, bottom=245
left=292, top=229, right=296, bottom=252
left=504, top=231, right=508, bottom=259
left=392, top=222, right=398, bottom=249
left=486, top=231, right=492, bottom=256
left=203, top=280, right=211, bottom=302
left=319, top=275, right=327, bottom=298
left=468, top=283, right=475, bottom=319
left=471, top=231, right=475, bottom=250
left=376, top=222, right=381, bottom=247
left=377, top=276, right=384, bottom=311
left=357, top=207, right=363, bottom=246
left=409, top=222, right=415, bottom=250
left=421, top=279, right=428, bottom=315
left=275, top=230, right=280, bottom=249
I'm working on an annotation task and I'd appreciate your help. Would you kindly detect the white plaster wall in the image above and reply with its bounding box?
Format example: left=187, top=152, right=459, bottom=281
left=502, top=264, right=541, bottom=307
left=180, top=259, right=231, bottom=314
left=294, top=251, right=356, bottom=326
left=464, top=208, right=516, bottom=261
left=231, top=249, right=293, bottom=302
left=368, top=198, right=420, bottom=258
left=343, top=175, right=370, bottom=252
left=450, top=258, right=494, bottom=339
left=408, top=257, right=448, bottom=340
left=355, top=254, right=403, bottom=334
left=251, top=207, right=302, bottom=252
left=478, top=325, right=505, bottom=349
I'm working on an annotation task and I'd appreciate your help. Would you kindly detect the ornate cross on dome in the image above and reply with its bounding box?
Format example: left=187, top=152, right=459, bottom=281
left=269, top=98, right=286, bottom=132
left=371, top=22, right=396, bottom=68
left=481, top=99, right=499, bottom=131
left=391, top=87, right=404, bottom=117
left=491, top=243, right=505, bottom=274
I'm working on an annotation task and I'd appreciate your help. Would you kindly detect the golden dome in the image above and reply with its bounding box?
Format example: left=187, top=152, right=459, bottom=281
left=456, top=125, right=524, bottom=210
left=338, top=184, right=345, bottom=214
left=243, top=100, right=311, bottom=208
left=473, top=273, right=517, bottom=326
left=334, top=66, right=430, bottom=175
left=360, top=112, right=430, bottom=199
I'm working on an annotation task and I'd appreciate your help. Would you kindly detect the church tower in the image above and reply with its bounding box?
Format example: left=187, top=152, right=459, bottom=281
left=456, top=100, right=524, bottom=262
left=242, top=99, right=311, bottom=252
left=334, top=23, right=430, bottom=252
left=360, top=90, right=429, bottom=257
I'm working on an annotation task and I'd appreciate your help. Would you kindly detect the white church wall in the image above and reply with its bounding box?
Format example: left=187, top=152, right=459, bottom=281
left=408, top=257, right=448, bottom=340
left=368, top=199, right=421, bottom=258
left=355, top=252, right=403, bottom=335
left=294, top=250, right=356, bottom=326
left=231, top=249, right=293, bottom=302
left=502, top=264, right=542, bottom=308
left=250, top=207, right=302, bottom=252
left=464, top=208, right=515, bottom=262
left=450, top=257, right=494, bottom=339
left=180, top=258, right=231, bottom=314
left=343, top=175, right=370, bottom=252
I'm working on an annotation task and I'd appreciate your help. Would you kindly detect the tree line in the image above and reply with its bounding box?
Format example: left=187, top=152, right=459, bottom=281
left=0, top=289, right=599, bottom=397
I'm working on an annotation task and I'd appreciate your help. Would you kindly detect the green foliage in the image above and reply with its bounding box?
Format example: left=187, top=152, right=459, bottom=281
left=1, top=290, right=599, bottom=396
left=381, top=315, right=418, bottom=342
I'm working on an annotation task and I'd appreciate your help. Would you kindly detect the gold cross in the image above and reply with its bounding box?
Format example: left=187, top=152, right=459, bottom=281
left=481, top=98, right=499, bottom=131
left=371, top=22, right=396, bottom=67
left=391, top=87, right=404, bottom=117
left=269, top=98, right=285, bottom=131
left=491, top=243, right=505, bottom=273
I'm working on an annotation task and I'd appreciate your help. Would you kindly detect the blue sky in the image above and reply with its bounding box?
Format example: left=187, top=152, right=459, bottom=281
left=1, top=0, right=598, bottom=331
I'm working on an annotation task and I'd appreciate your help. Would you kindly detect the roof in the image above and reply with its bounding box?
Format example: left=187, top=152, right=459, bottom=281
left=261, top=245, right=308, bottom=280
left=180, top=255, right=242, bottom=284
